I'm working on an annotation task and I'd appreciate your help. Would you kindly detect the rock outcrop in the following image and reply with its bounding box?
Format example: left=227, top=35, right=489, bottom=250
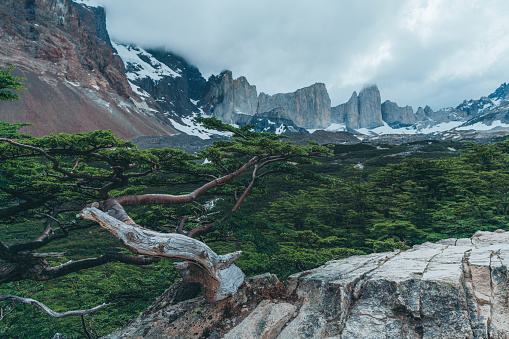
left=117, top=44, right=208, bottom=118
left=202, top=71, right=258, bottom=124
left=331, top=91, right=359, bottom=129
left=103, top=229, right=509, bottom=338
left=357, top=85, right=384, bottom=129
left=331, top=85, right=384, bottom=130
left=201, top=73, right=331, bottom=130
left=415, top=107, right=426, bottom=121
left=257, top=83, right=332, bottom=129
left=381, top=100, right=417, bottom=127
left=0, top=0, right=176, bottom=139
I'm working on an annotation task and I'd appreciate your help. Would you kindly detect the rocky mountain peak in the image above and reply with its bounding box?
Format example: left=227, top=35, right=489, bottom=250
left=258, top=83, right=332, bottom=129
left=489, top=82, right=509, bottom=105
left=331, top=85, right=387, bottom=130
left=358, top=84, right=384, bottom=129
left=381, top=100, right=417, bottom=128
left=203, top=70, right=258, bottom=124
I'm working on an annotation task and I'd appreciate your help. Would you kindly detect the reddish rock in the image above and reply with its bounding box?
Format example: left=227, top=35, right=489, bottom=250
left=0, top=0, right=176, bottom=139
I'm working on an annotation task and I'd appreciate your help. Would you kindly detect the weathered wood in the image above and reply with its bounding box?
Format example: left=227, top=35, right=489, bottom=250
left=78, top=206, right=245, bottom=302
left=0, top=294, right=110, bottom=318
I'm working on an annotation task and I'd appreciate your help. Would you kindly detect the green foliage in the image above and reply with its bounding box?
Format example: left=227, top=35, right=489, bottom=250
left=0, top=260, right=180, bottom=338
left=0, top=66, right=26, bottom=102
left=0, top=116, right=333, bottom=337
left=4, top=98, right=509, bottom=338
left=207, top=213, right=365, bottom=279
left=257, top=139, right=509, bottom=258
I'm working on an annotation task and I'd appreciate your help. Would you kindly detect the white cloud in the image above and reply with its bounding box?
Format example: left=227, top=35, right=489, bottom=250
left=87, top=0, right=509, bottom=110
left=339, top=41, right=393, bottom=88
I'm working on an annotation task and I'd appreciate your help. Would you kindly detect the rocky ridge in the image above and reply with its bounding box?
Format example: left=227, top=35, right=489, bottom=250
left=102, top=229, right=509, bottom=338
left=2, top=0, right=509, bottom=141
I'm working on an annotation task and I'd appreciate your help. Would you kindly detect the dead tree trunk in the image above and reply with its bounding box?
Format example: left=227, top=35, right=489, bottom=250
left=78, top=204, right=245, bottom=302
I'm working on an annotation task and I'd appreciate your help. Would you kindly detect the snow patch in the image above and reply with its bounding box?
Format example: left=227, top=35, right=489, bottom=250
left=456, top=120, right=509, bottom=131
left=418, top=121, right=465, bottom=134
left=491, top=98, right=502, bottom=107
left=112, top=42, right=181, bottom=83
left=72, top=0, right=103, bottom=7
left=356, top=120, right=466, bottom=136
left=65, top=80, right=80, bottom=87
left=129, top=82, right=151, bottom=98
left=168, top=114, right=233, bottom=140
left=325, top=123, right=347, bottom=132
left=275, top=124, right=286, bottom=134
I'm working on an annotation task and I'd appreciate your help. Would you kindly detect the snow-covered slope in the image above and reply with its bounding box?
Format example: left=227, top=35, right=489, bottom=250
left=112, top=43, right=182, bottom=83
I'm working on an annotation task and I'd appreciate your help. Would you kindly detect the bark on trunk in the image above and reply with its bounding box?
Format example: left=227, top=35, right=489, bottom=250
left=78, top=205, right=245, bottom=302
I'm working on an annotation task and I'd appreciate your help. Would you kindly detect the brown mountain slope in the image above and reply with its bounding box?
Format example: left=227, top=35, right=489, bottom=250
left=0, top=0, right=176, bottom=139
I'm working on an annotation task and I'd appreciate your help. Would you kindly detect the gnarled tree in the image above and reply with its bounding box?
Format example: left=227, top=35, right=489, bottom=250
left=0, top=113, right=331, bottom=308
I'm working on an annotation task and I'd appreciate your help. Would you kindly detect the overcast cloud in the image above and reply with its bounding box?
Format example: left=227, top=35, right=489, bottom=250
left=89, top=0, right=509, bottom=110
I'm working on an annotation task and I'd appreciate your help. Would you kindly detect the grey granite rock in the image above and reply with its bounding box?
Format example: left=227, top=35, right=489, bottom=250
left=357, top=85, right=383, bottom=129
left=224, top=300, right=297, bottom=339
left=424, top=105, right=434, bottom=118
left=331, top=91, right=359, bottom=129
left=101, top=230, right=509, bottom=338
left=208, top=71, right=258, bottom=124
left=415, top=107, right=428, bottom=121
left=257, top=83, right=332, bottom=129
left=381, top=100, right=417, bottom=127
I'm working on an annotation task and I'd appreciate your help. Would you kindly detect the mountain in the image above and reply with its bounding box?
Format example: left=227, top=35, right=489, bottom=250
left=2, top=0, right=509, bottom=143
left=0, top=0, right=176, bottom=139
left=117, top=41, right=509, bottom=139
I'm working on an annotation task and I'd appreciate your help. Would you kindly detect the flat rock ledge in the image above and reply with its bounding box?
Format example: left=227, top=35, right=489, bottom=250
left=103, top=230, right=509, bottom=338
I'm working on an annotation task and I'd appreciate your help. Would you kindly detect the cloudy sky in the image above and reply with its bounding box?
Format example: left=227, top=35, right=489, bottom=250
left=84, top=0, right=509, bottom=110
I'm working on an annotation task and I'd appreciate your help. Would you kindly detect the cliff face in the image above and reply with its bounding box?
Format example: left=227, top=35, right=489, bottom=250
left=331, top=85, right=385, bottom=130
left=381, top=100, right=417, bottom=127
left=0, top=0, right=132, bottom=98
left=103, top=229, right=509, bottom=338
left=202, top=73, right=330, bottom=129
left=331, top=91, right=359, bottom=129
left=0, top=0, right=176, bottom=139
left=357, top=85, right=384, bottom=129
left=204, top=71, right=258, bottom=124
left=257, top=83, right=332, bottom=129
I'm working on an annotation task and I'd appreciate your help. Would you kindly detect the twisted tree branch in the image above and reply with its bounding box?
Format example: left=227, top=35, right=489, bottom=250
left=0, top=294, right=110, bottom=318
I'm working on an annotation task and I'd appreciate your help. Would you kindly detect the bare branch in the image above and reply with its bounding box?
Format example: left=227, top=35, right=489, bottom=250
left=79, top=206, right=244, bottom=301
left=0, top=198, right=51, bottom=219
left=0, top=294, right=110, bottom=318
left=115, top=156, right=260, bottom=207
left=0, top=251, right=158, bottom=284
left=30, top=252, right=67, bottom=257
left=41, top=252, right=159, bottom=280
left=177, top=217, right=189, bottom=234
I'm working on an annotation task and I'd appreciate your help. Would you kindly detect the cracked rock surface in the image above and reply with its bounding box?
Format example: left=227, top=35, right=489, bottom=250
left=102, top=230, right=509, bottom=339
